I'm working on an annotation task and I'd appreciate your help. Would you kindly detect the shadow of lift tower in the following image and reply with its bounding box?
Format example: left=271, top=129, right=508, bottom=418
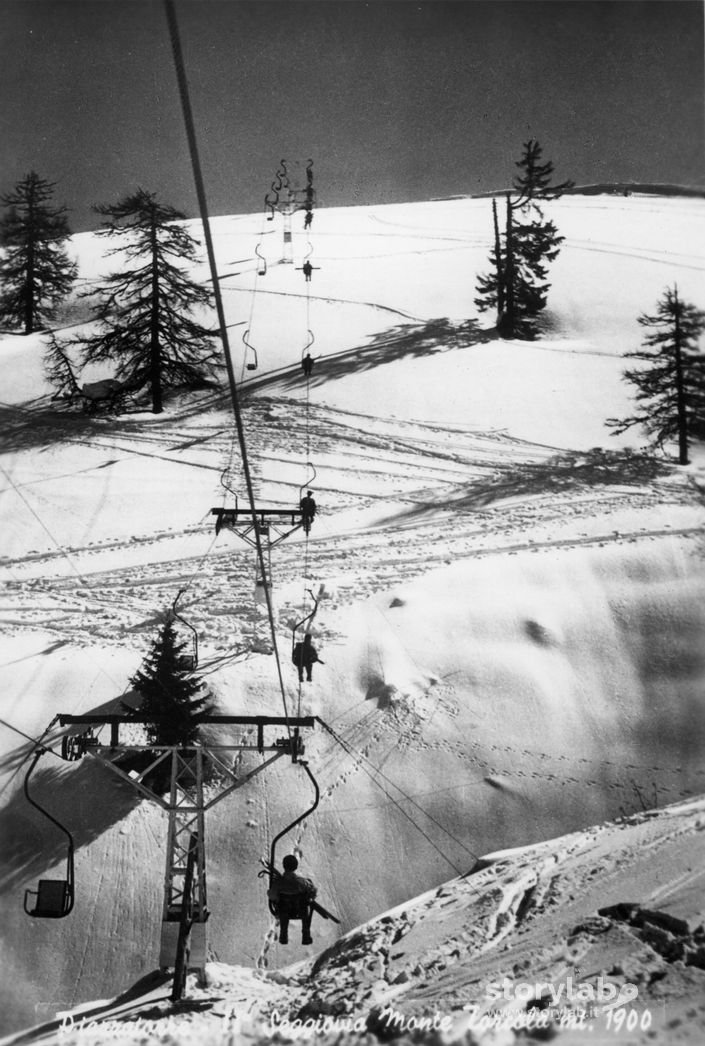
left=52, top=712, right=316, bottom=1001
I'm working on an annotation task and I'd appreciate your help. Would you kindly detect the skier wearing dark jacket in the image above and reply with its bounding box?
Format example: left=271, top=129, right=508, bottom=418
left=268, top=854, right=317, bottom=945
left=300, top=490, right=316, bottom=533
left=292, top=633, right=323, bottom=682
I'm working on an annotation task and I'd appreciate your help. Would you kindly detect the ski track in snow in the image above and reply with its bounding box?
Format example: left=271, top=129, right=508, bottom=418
left=0, top=394, right=701, bottom=652
left=2, top=194, right=705, bottom=1041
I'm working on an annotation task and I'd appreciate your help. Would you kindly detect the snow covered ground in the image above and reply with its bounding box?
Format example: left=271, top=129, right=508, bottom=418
left=1, top=191, right=704, bottom=1042
left=8, top=795, right=704, bottom=1046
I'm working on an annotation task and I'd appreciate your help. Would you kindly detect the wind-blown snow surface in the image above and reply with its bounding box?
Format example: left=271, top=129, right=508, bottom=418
left=1, top=193, right=704, bottom=1040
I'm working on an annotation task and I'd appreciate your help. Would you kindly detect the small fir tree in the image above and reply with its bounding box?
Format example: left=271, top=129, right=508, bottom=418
left=607, top=286, right=705, bottom=465
left=511, top=139, right=573, bottom=206
left=475, top=140, right=571, bottom=339
left=130, top=618, right=211, bottom=747
left=0, top=171, right=78, bottom=333
left=79, top=189, right=218, bottom=413
left=43, top=331, right=81, bottom=400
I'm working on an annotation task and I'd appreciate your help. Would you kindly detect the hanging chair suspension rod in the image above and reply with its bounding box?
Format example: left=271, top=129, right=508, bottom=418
left=23, top=750, right=75, bottom=905
left=171, top=587, right=199, bottom=666
left=164, top=0, right=291, bottom=736
left=268, top=761, right=320, bottom=873
left=24, top=751, right=75, bottom=855
left=293, top=589, right=319, bottom=636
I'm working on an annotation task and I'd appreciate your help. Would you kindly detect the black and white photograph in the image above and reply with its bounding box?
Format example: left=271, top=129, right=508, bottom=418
left=0, top=1, right=704, bottom=1043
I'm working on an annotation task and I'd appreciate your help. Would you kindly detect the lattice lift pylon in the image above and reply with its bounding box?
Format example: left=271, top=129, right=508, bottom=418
left=212, top=504, right=312, bottom=605
left=264, top=159, right=315, bottom=265
left=56, top=713, right=314, bottom=995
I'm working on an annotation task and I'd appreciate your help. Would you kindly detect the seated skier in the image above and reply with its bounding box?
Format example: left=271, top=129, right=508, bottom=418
left=292, top=633, right=323, bottom=682
left=299, top=490, right=317, bottom=534
left=268, top=854, right=317, bottom=945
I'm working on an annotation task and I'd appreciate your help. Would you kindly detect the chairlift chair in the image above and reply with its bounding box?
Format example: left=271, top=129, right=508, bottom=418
left=255, top=243, right=267, bottom=278
left=24, top=878, right=73, bottom=919
left=301, top=330, right=315, bottom=377
left=243, top=329, right=258, bottom=372
left=261, top=759, right=319, bottom=915
left=258, top=761, right=339, bottom=929
left=23, top=750, right=75, bottom=919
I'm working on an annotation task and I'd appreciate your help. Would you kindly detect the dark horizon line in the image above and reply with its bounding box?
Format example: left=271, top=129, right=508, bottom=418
left=62, top=180, right=705, bottom=237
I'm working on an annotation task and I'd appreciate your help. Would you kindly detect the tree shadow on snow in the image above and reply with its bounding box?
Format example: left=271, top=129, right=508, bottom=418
left=0, top=386, right=227, bottom=456
left=0, top=747, right=140, bottom=894
left=381, top=447, right=674, bottom=525
left=242, top=317, right=496, bottom=397
left=0, top=694, right=145, bottom=891
left=0, top=398, right=153, bottom=456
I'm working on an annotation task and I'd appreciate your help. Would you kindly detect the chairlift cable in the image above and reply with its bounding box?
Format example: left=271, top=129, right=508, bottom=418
left=0, top=463, right=88, bottom=586
left=299, top=258, right=315, bottom=678
left=165, top=0, right=292, bottom=737
left=218, top=424, right=240, bottom=511
left=291, top=206, right=317, bottom=713
left=122, top=519, right=219, bottom=693
left=316, top=716, right=478, bottom=871
left=240, top=215, right=267, bottom=382
left=0, top=714, right=63, bottom=756
left=182, top=529, right=220, bottom=594
left=0, top=464, right=132, bottom=694
left=0, top=714, right=65, bottom=803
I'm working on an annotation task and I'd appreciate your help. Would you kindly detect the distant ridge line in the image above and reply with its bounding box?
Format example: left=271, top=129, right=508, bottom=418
left=463, top=182, right=705, bottom=201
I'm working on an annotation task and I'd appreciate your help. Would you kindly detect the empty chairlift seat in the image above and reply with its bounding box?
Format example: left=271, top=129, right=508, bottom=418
left=23, top=748, right=76, bottom=919
left=24, top=878, right=73, bottom=918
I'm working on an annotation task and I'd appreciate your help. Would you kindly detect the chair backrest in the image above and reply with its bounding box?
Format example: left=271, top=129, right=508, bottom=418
left=25, top=879, right=72, bottom=918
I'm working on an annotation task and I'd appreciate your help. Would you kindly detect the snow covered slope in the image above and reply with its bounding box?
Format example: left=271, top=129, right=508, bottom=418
left=6, top=796, right=705, bottom=1045
left=1, top=192, right=704, bottom=1038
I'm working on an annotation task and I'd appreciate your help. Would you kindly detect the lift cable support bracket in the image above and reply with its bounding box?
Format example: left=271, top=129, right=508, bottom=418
left=211, top=506, right=304, bottom=548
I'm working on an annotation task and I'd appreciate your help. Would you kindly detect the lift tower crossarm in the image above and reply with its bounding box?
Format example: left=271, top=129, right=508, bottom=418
left=58, top=714, right=315, bottom=725
left=58, top=714, right=314, bottom=751
left=52, top=713, right=316, bottom=990
left=212, top=507, right=304, bottom=524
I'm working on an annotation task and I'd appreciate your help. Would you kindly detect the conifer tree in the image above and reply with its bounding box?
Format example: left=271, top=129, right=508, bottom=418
left=0, top=171, right=77, bottom=334
left=512, top=139, right=573, bottom=205
left=475, top=140, right=572, bottom=339
left=43, top=331, right=82, bottom=401
left=79, top=189, right=218, bottom=414
left=130, top=618, right=211, bottom=747
left=607, top=286, right=705, bottom=465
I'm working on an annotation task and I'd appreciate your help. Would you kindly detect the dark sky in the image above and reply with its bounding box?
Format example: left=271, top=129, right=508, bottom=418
left=1, top=0, right=703, bottom=231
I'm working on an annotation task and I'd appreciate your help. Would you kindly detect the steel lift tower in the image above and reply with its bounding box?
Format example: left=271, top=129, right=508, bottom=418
left=31, top=713, right=315, bottom=998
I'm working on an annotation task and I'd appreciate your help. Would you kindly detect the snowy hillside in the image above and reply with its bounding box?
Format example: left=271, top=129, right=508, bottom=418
left=6, top=795, right=705, bottom=1046
left=1, top=191, right=704, bottom=1042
